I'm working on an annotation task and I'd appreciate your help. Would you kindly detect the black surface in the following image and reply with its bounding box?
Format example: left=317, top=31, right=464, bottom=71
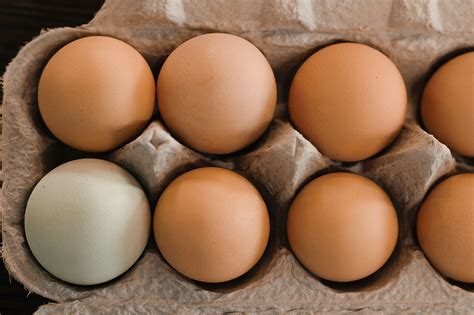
left=0, top=1, right=103, bottom=314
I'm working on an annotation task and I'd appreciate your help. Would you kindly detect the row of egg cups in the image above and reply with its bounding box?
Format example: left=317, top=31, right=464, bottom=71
left=38, top=33, right=473, bottom=161
left=24, top=155, right=473, bottom=288
left=29, top=32, right=473, bottom=286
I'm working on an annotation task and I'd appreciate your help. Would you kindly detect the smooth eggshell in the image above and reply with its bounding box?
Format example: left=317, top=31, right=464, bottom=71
left=153, top=167, right=270, bottom=283
left=38, top=36, right=155, bottom=152
left=417, top=173, right=474, bottom=283
left=25, top=159, right=151, bottom=285
left=421, top=52, right=474, bottom=157
left=289, top=43, right=407, bottom=162
left=157, top=33, right=277, bottom=155
left=287, top=172, right=399, bottom=282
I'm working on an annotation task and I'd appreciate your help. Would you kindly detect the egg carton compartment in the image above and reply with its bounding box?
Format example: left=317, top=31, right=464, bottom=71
left=2, top=0, right=474, bottom=313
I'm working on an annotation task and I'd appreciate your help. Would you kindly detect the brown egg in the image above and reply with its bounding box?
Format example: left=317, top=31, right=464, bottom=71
left=289, top=43, right=407, bottom=162
left=417, top=173, right=474, bottom=283
left=153, top=167, right=270, bottom=283
left=38, top=36, right=155, bottom=152
left=157, top=33, right=277, bottom=155
left=421, top=52, right=474, bottom=157
left=287, top=172, right=398, bottom=282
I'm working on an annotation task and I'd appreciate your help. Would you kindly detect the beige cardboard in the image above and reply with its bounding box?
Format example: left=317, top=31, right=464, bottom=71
left=1, top=0, right=473, bottom=313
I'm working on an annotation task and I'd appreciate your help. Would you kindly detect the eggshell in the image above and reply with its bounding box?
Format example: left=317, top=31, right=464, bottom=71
left=153, top=167, right=270, bottom=283
left=38, top=36, right=155, bottom=152
left=157, top=33, right=277, bottom=155
left=287, top=172, right=399, bottom=282
left=24, top=159, right=151, bottom=285
left=417, top=173, right=474, bottom=283
left=421, top=52, right=474, bottom=157
left=289, top=43, right=407, bottom=162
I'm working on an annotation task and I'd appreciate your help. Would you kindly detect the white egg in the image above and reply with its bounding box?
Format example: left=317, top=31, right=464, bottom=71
left=25, top=158, right=150, bottom=285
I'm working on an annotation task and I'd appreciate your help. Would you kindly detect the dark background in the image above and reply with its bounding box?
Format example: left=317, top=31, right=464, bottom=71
left=0, top=1, right=103, bottom=314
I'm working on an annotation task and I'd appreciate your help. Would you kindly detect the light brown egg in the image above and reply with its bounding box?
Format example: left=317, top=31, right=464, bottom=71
left=157, top=33, right=277, bottom=155
left=421, top=52, right=474, bottom=157
left=38, top=36, right=155, bottom=152
left=417, top=173, right=474, bottom=283
left=153, top=167, right=270, bottom=283
left=287, top=172, right=398, bottom=282
left=289, top=43, right=407, bottom=162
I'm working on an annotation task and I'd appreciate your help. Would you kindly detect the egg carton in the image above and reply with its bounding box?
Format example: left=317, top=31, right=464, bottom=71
left=2, top=0, right=473, bottom=313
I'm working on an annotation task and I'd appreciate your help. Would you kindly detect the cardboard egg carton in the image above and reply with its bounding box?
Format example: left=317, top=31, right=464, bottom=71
left=2, top=0, right=473, bottom=313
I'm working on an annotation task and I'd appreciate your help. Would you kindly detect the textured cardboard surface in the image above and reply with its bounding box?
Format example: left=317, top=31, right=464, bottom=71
left=2, top=0, right=473, bottom=313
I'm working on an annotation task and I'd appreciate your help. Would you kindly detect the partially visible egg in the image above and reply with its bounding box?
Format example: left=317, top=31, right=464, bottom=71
left=157, top=33, right=277, bottom=155
left=154, top=167, right=270, bottom=283
left=287, top=172, right=398, bottom=282
left=24, top=159, right=151, bottom=285
left=417, top=173, right=474, bottom=283
left=289, top=43, right=407, bottom=162
left=421, top=52, right=474, bottom=157
left=38, top=36, right=155, bottom=152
